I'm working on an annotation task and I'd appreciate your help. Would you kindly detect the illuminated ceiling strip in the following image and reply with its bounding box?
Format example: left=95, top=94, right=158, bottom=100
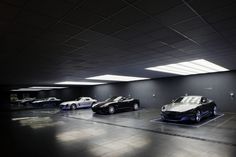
left=146, top=59, right=229, bottom=75
left=86, top=74, right=149, bottom=82
left=147, top=66, right=192, bottom=75
left=167, top=64, right=206, bottom=74
left=54, top=81, right=105, bottom=85
left=11, top=88, right=43, bottom=92
left=30, top=86, right=67, bottom=89
left=192, top=59, right=228, bottom=71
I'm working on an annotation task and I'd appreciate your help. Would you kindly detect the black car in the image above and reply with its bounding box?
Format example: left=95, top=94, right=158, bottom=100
left=92, top=96, right=140, bottom=114
left=161, top=96, right=217, bottom=123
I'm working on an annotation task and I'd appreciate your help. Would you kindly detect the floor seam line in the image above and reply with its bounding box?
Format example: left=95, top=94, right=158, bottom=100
left=61, top=115, right=236, bottom=147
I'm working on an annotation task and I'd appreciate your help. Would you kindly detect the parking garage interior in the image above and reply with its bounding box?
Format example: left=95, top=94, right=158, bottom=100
left=0, top=0, right=236, bottom=157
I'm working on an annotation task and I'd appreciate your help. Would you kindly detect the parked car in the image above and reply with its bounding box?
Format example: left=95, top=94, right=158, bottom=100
left=32, top=97, right=61, bottom=106
left=161, top=96, right=217, bottom=122
left=60, top=97, right=97, bottom=110
left=16, top=97, right=36, bottom=105
left=92, top=96, right=140, bottom=114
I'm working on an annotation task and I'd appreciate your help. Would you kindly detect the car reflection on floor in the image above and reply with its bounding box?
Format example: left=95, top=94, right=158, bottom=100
left=12, top=116, right=65, bottom=129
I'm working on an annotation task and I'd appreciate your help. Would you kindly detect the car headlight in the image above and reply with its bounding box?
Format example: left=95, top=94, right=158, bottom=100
left=161, top=105, right=167, bottom=112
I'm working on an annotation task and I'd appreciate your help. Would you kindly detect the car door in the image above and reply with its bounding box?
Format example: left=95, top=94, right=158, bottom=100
left=79, top=98, right=86, bottom=107
left=84, top=98, right=92, bottom=107
left=200, top=97, right=209, bottom=115
left=118, top=97, right=129, bottom=109
left=204, top=98, right=213, bottom=113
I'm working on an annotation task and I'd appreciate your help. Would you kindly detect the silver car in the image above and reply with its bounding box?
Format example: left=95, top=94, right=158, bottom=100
left=161, top=96, right=217, bottom=122
left=60, top=97, right=97, bottom=110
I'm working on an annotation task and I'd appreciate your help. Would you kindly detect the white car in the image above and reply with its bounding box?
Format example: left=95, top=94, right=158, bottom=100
left=32, top=97, right=61, bottom=105
left=60, top=97, right=97, bottom=110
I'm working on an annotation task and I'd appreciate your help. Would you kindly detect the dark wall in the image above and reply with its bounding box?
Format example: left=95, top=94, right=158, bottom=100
left=0, top=90, right=10, bottom=111
left=4, top=71, right=236, bottom=112
left=89, top=71, right=236, bottom=112
left=36, top=86, right=92, bottom=101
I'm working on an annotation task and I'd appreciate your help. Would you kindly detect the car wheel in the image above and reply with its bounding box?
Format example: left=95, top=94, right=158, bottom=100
left=71, top=104, right=76, bottom=110
left=195, top=110, right=201, bottom=122
left=133, top=103, right=139, bottom=111
left=91, top=102, right=95, bottom=107
left=108, top=106, right=115, bottom=114
left=212, top=106, right=217, bottom=116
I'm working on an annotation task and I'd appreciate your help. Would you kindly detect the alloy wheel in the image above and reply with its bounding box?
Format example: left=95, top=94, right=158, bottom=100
left=134, top=104, right=139, bottom=110
left=213, top=106, right=217, bottom=116
left=195, top=110, right=201, bottom=122
left=71, top=104, right=76, bottom=110
left=108, top=106, right=115, bottom=114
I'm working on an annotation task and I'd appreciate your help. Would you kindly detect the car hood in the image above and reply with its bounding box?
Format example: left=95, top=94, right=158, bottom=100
left=32, top=100, right=45, bottom=103
left=92, top=101, right=115, bottom=108
left=163, top=103, right=200, bottom=112
left=60, top=101, right=78, bottom=105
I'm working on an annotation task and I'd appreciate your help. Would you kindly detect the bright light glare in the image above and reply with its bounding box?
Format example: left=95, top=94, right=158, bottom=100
left=146, top=59, right=229, bottom=75
left=11, top=88, right=43, bottom=92
left=55, top=81, right=105, bottom=85
left=30, top=86, right=67, bottom=89
left=86, top=74, right=149, bottom=82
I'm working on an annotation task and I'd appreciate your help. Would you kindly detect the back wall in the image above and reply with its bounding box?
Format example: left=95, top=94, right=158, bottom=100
left=32, top=71, right=236, bottom=112
left=89, top=71, right=236, bottom=112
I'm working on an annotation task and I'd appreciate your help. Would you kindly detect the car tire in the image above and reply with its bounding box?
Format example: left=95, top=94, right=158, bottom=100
left=133, top=103, right=139, bottom=111
left=195, top=110, right=201, bottom=123
left=91, top=102, right=95, bottom=107
left=212, top=106, right=217, bottom=116
left=108, top=106, right=115, bottom=114
left=71, top=104, right=76, bottom=110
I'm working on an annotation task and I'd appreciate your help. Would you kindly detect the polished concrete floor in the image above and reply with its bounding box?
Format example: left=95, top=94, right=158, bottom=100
left=1, top=108, right=236, bottom=157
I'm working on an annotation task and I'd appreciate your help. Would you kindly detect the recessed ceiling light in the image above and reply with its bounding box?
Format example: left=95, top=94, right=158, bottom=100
left=146, top=59, right=229, bottom=75
left=11, top=88, right=43, bottom=92
left=30, top=86, right=67, bottom=89
left=54, top=81, right=105, bottom=85
left=86, top=74, right=149, bottom=82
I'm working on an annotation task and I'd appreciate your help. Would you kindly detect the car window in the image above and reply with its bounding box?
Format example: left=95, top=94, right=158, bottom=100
left=114, top=96, right=122, bottom=102
left=50, top=97, right=56, bottom=100
left=201, top=97, right=208, bottom=103
left=85, top=98, right=90, bottom=101
left=174, top=97, right=183, bottom=103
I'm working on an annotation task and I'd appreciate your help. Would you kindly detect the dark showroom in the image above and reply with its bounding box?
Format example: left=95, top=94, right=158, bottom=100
left=1, top=0, right=236, bottom=157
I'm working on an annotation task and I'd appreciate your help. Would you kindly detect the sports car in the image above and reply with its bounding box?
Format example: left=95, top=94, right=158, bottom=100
left=60, top=97, right=97, bottom=110
left=16, top=97, right=36, bottom=105
left=161, top=96, right=217, bottom=122
left=32, top=97, right=61, bottom=106
left=92, top=96, right=140, bottom=114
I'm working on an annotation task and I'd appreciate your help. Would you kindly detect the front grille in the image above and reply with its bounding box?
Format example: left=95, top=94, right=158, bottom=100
left=163, top=111, right=183, bottom=120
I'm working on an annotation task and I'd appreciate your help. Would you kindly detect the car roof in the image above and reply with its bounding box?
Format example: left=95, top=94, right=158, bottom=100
left=81, top=97, right=91, bottom=99
left=181, top=95, right=203, bottom=98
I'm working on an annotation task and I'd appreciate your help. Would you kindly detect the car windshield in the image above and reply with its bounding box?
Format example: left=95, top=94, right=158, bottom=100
left=105, top=96, right=122, bottom=102
left=174, top=96, right=201, bottom=104
left=174, top=97, right=183, bottom=103
left=75, top=97, right=82, bottom=101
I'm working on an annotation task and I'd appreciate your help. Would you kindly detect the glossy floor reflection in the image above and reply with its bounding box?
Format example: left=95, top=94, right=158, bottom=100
left=2, top=108, right=236, bottom=157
